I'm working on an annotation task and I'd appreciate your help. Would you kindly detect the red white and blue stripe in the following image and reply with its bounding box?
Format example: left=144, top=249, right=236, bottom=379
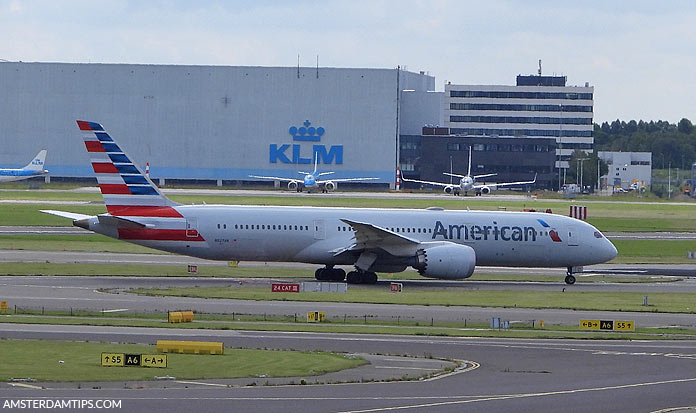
left=77, top=120, right=204, bottom=242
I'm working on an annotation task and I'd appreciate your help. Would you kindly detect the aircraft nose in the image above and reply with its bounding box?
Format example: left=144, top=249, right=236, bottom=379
left=604, top=239, right=618, bottom=262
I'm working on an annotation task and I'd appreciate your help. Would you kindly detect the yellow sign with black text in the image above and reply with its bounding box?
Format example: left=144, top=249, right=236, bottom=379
left=614, top=321, right=635, bottom=331
left=101, top=353, right=125, bottom=367
left=307, top=311, right=326, bottom=323
left=580, top=320, right=634, bottom=331
left=141, top=354, right=167, bottom=368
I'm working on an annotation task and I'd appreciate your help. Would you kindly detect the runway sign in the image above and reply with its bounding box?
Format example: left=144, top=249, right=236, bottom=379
left=141, top=354, right=167, bottom=368
left=0, top=301, right=6, bottom=311
left=580, top=320, right=634, bottom=331
left=390, top=282, right=403, bottom=293
left=187, top=264, right=198, bottom=274
left=101, top=353, right=125, bottom=367
left=272, top=283, right=300, bottom=293
left=614, top=321, right=635, bottom=331
left=307, top=311, right=326, bottom=322
left=101, top=353, right=167, bottom=367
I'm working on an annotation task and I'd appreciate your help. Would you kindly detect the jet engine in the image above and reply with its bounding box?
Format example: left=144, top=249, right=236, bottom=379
left=479, top=186, right=491, bottom=195
left=288, top=181, right=298, bottom=191
left=413, top=242, right=476, bottom=279
left=444, top=186, right=455, bottom=194
left=324, top=181, right=336, bottom=191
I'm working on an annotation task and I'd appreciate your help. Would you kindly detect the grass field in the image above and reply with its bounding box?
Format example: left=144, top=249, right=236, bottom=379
left=2, top=315, right=694, bottom=341
left=130, top=286, right=696, bottom=313
left=0, top=339, right=365, bottom=382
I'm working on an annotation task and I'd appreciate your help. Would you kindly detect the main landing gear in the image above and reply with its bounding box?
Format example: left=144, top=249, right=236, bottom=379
left=314, top=266, right=346, bottom=282
left=346, top=270, right=378, bottom=285
left=565, top=267, right=576, bottom=285
left=314, top=266, right=378, bottom=284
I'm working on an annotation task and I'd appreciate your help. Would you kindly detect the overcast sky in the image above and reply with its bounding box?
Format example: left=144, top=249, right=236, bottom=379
left=2, top=0, right=694, bottom=123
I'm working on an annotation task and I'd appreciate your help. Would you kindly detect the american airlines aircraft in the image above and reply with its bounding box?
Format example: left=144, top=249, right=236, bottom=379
left=43, top=121, right=617, bottom=285
left=249, top=157, right=378, bottom=193
left=403, top=146, right=536, bottom=196
left=0, top=150, right=48, bottom=182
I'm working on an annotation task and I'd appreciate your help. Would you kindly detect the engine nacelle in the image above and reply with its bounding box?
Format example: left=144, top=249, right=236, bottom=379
left=288, top=181, right=298, bottom=191
left=324, top=181, right=336, bottom=191
left=444, top=186, right=455, bottom=194
left=479, top=186, right=491, bottom=195
left=413, top=242, right=476, bottom=279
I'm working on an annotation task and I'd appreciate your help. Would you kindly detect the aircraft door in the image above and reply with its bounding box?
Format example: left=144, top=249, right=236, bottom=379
left=567, top=226, right=579, bottom=246
left=313, top=219, right=325, bottom=240
left=186, top=218, right=199, bottom=238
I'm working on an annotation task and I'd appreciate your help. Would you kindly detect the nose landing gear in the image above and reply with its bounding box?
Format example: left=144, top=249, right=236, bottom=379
left=565, top=267, right=576, bottom=285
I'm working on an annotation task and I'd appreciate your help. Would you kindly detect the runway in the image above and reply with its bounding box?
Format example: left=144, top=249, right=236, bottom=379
left=1, top=325, right=696, bottom=412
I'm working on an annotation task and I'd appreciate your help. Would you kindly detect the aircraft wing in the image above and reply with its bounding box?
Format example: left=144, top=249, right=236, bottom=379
left=401, top=177, right=453, bottom=188
left=316, top=177, right=379, bottom=184
left=334, top=218, right=420, bottom=257
left=474, top=174, right=537, bottom=190
left=248, top=175, right=300, bottom=183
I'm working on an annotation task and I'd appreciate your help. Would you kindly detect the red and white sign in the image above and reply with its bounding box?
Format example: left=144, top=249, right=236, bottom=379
left=187, top=264, right=198, bottom=274
left=395, top=167, right=401, bottom=191
left=390, top=282, right=403, bottom=293
left=569, top=205, right=587, bottom=220
left=271, top=283, right=300, bottom=293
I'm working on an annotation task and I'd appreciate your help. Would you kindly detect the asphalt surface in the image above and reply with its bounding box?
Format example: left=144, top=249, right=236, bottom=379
left=1, top=325, right=696, bottom=412
left=2, top=275, right=696, bottom=328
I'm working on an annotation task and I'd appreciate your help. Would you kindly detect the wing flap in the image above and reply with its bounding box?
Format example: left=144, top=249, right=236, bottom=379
left=337, top=219, right=421, bottom=257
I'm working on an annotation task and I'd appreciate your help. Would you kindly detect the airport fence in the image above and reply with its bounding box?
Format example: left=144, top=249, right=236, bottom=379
left=4, top=305, right=541, bottom=329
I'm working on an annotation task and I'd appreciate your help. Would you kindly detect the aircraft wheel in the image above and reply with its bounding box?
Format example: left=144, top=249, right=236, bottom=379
left=346, top=271, right=362, bottom=284
left=331, top=268, right=346, bottom=282
left=315, top=268, right=327, bottom=281
left=364, top=272, right=378, bottom=284
left=565, top=274, right=576, bottom=285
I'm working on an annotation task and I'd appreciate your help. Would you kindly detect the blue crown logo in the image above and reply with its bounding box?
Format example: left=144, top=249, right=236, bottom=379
left=289, top=120, right=325, bottom=142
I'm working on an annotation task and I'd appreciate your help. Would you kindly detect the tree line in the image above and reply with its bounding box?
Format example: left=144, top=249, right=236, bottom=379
left=593, top=118, right=695, bottom=171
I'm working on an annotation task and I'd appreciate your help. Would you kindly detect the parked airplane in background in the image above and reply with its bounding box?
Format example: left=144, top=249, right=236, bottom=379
left=43, top=121, right=617, bottom=285
left=249, top=157, right=378, bottom=193
left=403, top=146, right=535, bottom=196
left=0, top=150, right=48, bottom=182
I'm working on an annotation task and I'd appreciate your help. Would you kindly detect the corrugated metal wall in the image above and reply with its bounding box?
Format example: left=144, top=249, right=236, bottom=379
left=0, top=62, right=434, bottom=182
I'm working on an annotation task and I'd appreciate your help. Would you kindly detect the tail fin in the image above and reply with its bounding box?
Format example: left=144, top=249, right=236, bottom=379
left=77, top=120, right=179, bottom=217
left=23, top=150, right=47, bottom=171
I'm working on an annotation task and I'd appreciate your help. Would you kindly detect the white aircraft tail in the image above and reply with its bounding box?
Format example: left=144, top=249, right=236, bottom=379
left=23, top=150, right=47, bottom=171
left=77, top=120, right=179, bottom=217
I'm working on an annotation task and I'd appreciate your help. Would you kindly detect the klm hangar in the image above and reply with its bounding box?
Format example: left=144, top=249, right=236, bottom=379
left=0, top=61, right=437, bottom=187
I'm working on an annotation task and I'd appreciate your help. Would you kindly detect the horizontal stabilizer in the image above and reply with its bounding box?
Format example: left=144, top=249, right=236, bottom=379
left=40, top=210, right=93, bottom=221
left=97, top=214, right=147, bottom=229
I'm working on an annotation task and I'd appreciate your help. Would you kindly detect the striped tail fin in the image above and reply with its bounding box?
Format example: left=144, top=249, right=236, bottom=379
left=77, top=120, right=181, bottom=217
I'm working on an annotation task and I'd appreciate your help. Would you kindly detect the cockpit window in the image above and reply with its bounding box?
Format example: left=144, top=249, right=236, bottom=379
left=594, top=231, right=603, bottom=238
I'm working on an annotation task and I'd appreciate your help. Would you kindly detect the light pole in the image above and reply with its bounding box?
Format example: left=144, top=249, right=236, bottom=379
left=577, top=158, right=588, bottom=192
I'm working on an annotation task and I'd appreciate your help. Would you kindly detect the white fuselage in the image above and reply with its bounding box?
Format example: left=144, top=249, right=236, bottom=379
left=83, top=205, right=617, bottom=271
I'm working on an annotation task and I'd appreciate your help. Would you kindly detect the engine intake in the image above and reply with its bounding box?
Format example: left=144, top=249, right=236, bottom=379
left=414, top=242, right=476, bottom=279
left=288, top=181, right=298, bottom=191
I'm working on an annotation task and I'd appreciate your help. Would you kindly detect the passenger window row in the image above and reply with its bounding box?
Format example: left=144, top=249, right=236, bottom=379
left=217, top=224, right=310, bottom=231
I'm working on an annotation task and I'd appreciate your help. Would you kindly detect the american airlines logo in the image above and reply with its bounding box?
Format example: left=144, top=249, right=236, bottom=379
left=431, top=219, right=561, bottom=242
left=269, top=120, right=343, bottom=164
